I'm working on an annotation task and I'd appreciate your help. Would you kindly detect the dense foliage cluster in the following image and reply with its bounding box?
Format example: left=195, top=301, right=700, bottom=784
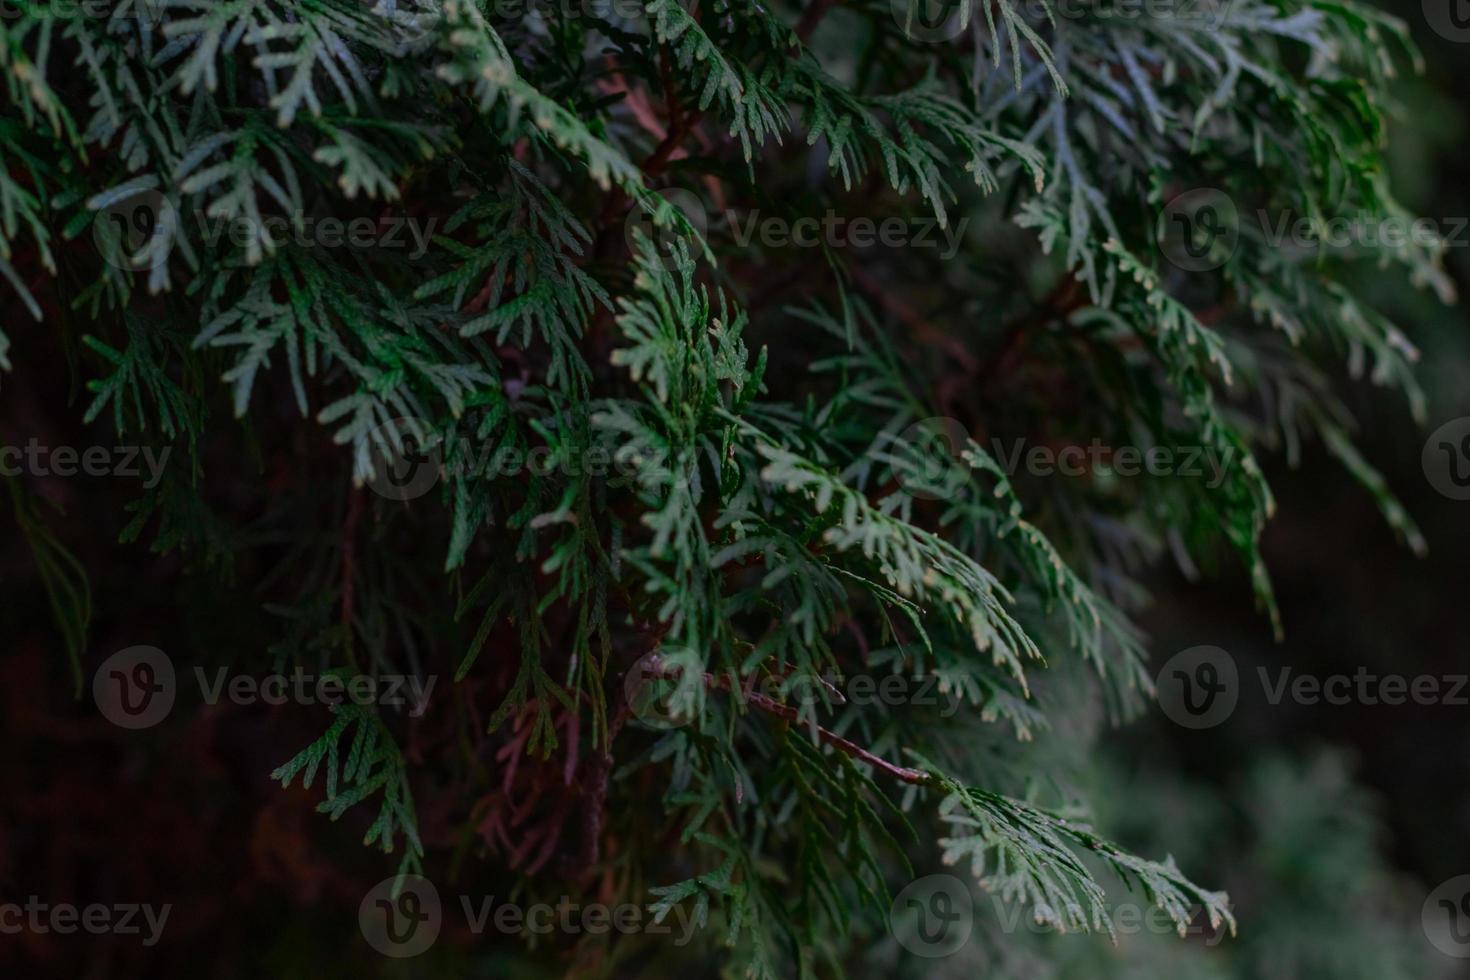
left=0, top=0, right=1450, bottom=974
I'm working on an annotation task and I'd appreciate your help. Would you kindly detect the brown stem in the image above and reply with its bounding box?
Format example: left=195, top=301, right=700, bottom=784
left=978, top=272, right=1087, bottom=384
left=641, top=111, right=704, bottom=179
left=736, top=683, right=933, bottom=785
left=849, top=265, right=979, bottom=373
left=638, top=660, right=933, bottom=785
left=796, top=0, right=840, bottom=42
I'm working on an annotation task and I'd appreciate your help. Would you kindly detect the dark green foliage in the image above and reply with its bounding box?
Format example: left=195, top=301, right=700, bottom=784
left=0, top=0, right=1449, bottom=975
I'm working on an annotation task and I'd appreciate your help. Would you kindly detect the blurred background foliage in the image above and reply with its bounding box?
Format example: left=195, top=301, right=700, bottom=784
left=860, top=4, right=1470, bottom=976
left=1068, top=7, right=1470, bottom=976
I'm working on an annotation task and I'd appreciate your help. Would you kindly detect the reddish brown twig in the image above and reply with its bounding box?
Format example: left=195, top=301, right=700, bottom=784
left=641, top=111, right=704, bottom=179
left=796, top=0, right=841, bottom=42
left=735, top=683, right=933, bottom=785
left=849, top=265, right=980, bottom=373
left=637, top=660, right=932, bottom=785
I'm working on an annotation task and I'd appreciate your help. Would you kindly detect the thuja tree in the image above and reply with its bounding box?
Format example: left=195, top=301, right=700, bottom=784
left=0, top=0, right=1450, bottom=975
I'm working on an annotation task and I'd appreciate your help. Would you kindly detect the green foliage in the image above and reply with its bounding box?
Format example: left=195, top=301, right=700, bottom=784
left=7, top=480, right=93, bottom=695
left=272, top=701, right=425, bottom=875
left=923, top=761, right=1235, bottom=941
left=0, top=0, right=1448, bottom=974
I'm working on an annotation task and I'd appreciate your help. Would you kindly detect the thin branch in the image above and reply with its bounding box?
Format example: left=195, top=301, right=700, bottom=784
left=734, top=682, right=934, bottom=785
left=638, top=659, right=933, bottom=785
